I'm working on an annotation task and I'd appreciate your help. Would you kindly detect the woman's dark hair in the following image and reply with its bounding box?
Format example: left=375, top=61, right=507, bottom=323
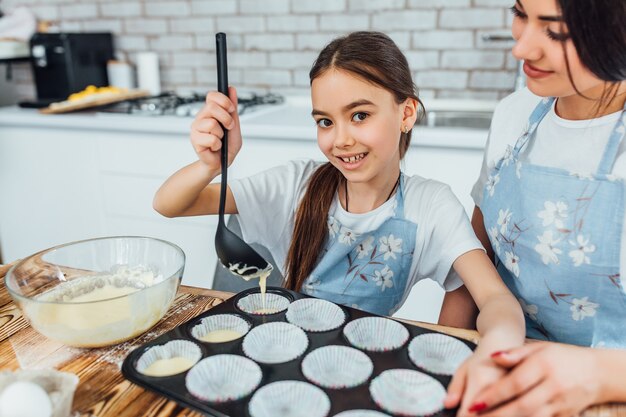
left=558, top=0, right=626, bottom=82
left=557, top=0, right=626, bottom=106
left=284, top=31, right=424, bottom=291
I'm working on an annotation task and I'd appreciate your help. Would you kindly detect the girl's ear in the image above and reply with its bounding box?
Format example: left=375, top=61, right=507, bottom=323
left=402, top=97, right=419, bottom=129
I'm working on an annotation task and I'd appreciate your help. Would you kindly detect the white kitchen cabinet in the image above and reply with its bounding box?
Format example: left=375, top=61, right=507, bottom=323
left=0, top=111, right=217, bottom=288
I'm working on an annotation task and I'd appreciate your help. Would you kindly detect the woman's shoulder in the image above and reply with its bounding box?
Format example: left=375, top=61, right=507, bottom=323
left=483, top=88, right=544, bottom=160
left=491, top=88, right=543, bottom=133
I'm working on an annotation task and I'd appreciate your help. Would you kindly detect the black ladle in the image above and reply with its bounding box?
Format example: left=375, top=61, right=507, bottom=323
left=214, top=32, right=273, bottom=279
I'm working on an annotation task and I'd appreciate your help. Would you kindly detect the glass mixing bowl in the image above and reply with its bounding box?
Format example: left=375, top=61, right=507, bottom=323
left=5, top=236, right=185, bottom=348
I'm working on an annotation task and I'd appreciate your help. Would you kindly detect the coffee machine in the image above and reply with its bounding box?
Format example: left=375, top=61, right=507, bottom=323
left=22, top=32, right=114, bottom=107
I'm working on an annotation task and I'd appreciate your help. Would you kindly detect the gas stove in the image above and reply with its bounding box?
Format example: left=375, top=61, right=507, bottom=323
left=97, top=91, right=284, bottom=117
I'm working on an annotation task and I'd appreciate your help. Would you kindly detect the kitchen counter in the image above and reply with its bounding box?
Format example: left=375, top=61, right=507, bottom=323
left=1, top=263, right=625, bottom=417
left=0, top=98, right=488, bottom=149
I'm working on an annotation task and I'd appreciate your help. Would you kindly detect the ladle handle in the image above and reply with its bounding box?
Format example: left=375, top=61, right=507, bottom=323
left=216, top=32, right=229, bottom=226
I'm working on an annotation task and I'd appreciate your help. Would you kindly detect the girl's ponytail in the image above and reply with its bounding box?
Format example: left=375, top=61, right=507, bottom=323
left=285, top=163, right=341, bottom=290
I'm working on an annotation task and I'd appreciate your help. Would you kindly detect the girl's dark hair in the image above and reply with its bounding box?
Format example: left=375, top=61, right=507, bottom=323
left=557, top=0, right=626, bottom=106
left=284, top=31, right=424, bottom=291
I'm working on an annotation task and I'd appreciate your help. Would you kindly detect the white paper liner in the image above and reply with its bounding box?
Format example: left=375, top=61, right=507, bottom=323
left=0, top=369, right=79, bottom=417
left=301, top=345, right=373, bottom=389
left=185, top=354, right=262, bottom=403
left=286, top=298, right=346, bottom=332
left=408, top=333, right=473, bottom=376
left=343, top=317, right=409, bottom=352
left=242, top=322, right=309, bottom=364
left=333, top=411, right=392, bottom=417
left=136, top=339, right=202, bottom=377
left=249, top=380, right=331, bottom=417
left=190, top=314, right=251, bottom=343
left=369, top=369, right=446, bottom=417
left=236, top=293, right=290, bottom=315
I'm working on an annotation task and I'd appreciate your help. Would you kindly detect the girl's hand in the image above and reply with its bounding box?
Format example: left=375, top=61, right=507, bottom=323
left=444, top=347, right=507, bottom=417
left=190, top=86, right=242, bottom=171
left=465, top=342, right=602, bottom=417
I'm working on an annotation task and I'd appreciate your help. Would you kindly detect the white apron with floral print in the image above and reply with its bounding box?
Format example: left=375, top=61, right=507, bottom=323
left=302, top=175, right=417, bottom=316
left=482, top=97, right=626, bottom=348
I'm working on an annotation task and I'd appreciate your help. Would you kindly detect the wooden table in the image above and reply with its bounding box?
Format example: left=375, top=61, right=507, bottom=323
left=1, top=263, right=624, bottom=416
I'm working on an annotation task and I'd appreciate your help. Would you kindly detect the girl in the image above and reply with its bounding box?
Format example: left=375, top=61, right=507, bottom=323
left=154, top=31, right=524, bottom=409
left=443, top=1, right=626, bottom=416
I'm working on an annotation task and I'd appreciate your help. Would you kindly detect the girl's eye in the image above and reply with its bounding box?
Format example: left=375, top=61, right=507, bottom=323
left=352, top=112, right=368, bottom=122
left=546, top=29, right=570, bottom=42
left=316, top=118, right=332, bottom=128
left=509, top=5, right=526, bottom=19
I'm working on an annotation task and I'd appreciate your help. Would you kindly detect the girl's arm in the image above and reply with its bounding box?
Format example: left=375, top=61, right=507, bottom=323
left=438, top=206, right=498, bottom=328
left=153, top=87, right=242, bottom=218
left=444, top=245, right=525, bottom=414
left=453, top=249, right=525, bottom=354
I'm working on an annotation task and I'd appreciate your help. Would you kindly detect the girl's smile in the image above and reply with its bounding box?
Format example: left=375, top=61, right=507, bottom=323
left=335, top=152, right=369, bottom=169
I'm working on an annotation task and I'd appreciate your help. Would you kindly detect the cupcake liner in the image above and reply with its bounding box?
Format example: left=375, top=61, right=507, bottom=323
left=343, top=317, right=409, bottom=352
left=369, top=369, right=446, bottom=417
left=185, top=354, right=262, bottom=403
left=249, top=380, right=330, bottom=417
left=286, top=298, right=346, bottom=332
left=236, top=293, right=290, bottom=315
left=136, top=340, right=202, bottom=377
left=190, top=314, right=251, bottom=343
left=301, top=345, right=373, bottom=389
left=408, top=333, right=473, bottom=376
left=242, top=322, right=309, bottom=364
left=333, top=411, right=392, bottom=417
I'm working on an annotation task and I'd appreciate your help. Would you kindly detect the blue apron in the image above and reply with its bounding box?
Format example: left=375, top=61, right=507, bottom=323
left=482, top=97, right=626, bottom=348
left=302, top=175, right=417, bottom=316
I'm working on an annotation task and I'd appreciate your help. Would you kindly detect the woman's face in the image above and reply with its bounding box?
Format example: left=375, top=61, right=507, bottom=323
left=511, top=0, right=605, bottom=98
left=311, top=69, right=414, bottom=186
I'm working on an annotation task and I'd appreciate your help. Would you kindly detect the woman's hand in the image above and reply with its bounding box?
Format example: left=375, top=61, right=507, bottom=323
left=190, top=86, right=242, bottom=171
left=444, top=346, right=507, bottom=416
left=465, top=342, right=603, bottom=417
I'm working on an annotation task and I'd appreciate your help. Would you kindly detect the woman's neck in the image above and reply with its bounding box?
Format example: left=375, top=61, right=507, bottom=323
left=342, top=167, right=401, bottom=214
left=556, top=82, right=626, bottom=120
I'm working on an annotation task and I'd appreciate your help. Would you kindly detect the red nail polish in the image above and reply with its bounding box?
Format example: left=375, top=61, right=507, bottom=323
left=469, top=402, right=488, bottom=413
left=491, top=350, right=506, bottom=358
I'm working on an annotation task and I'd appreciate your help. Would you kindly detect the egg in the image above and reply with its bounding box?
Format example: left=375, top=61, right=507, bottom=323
left=0, top=381, right=53, bottom=417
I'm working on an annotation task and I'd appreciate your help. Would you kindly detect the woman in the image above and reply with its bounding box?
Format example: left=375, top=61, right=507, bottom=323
left=442, top=0, right=626, bottom=416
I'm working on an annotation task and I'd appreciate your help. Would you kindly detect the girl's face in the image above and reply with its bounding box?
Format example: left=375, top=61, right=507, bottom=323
left=311, top=69, right=416, bottom=185
left=511, top=0, right=605, bottom=98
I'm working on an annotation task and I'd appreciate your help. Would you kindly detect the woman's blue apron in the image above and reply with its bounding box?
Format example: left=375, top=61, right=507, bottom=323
left=481, top=97, right=626, bottom=348
left=302, top=175, right=417, bottom=316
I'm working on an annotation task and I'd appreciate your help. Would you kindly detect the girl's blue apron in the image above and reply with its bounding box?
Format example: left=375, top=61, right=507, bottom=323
left=302, top=175, right=417, bottom=316
left=481, top=97, right=626, bottom=348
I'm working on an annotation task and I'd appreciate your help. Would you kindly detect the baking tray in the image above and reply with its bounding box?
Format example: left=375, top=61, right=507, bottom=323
left=122, top=286, right=476, bottom=416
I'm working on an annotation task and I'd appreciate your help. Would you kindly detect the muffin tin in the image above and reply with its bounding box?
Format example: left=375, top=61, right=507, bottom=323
left=122, top=287, right=476, bottom=417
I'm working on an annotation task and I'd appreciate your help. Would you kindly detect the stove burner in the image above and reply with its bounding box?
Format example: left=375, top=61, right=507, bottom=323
left=98, top=91, right=284, bottom=117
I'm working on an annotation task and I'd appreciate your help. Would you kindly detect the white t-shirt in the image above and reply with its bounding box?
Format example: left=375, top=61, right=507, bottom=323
left=229, top=159, right=482, bottom=302
left=472, top=88, right=626, bottom=271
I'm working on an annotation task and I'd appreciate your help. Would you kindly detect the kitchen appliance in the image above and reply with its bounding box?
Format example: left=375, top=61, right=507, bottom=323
left=21, top=32, right=114, bottom=108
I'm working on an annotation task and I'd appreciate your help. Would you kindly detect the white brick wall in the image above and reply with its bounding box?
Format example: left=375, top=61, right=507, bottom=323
left=7, top=0, right=520, bottom=100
